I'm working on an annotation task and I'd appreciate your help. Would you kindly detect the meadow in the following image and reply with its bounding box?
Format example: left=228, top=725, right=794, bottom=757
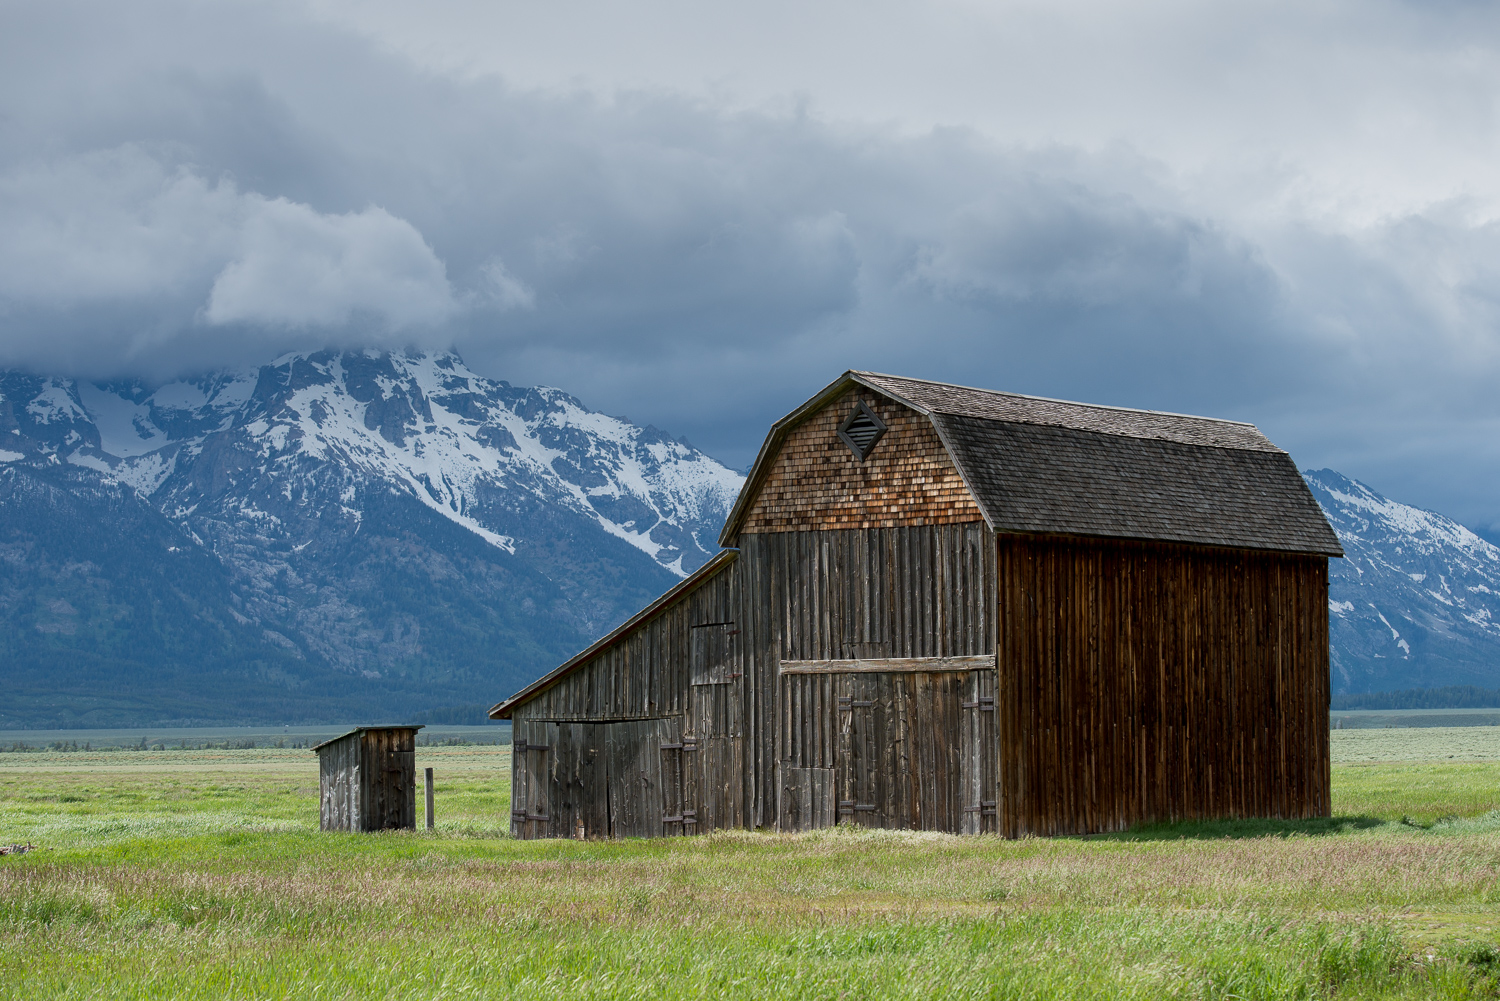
left=4, top=729, right=1500, bottom=998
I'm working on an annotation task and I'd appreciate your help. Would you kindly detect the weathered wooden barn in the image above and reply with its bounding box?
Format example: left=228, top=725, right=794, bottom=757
left=491, top=372, right=1342, bottom=839
left=312, top=725, right=423, bottom=832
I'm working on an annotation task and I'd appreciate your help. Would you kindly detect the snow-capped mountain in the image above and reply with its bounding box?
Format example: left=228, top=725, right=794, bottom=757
left=1305, top=469, right=1500, bottom=693
left=20, top=350, right=742, bottom=577
left=0, top=350, right=745, bottom=727
left=7, top=363, right=1497, bottom=728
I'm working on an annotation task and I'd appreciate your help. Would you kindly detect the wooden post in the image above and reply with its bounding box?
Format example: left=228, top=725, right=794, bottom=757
left=424, top=767, right=434, bottom=830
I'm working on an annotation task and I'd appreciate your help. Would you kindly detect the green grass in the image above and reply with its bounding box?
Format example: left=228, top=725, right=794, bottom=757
left=5, top=737, right=1500, bottom=998
left=1332, top=726, right=1500, bottom=762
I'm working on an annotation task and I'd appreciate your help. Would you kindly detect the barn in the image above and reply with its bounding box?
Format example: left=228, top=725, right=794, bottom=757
left=491, top=371, right=1343, bottom=839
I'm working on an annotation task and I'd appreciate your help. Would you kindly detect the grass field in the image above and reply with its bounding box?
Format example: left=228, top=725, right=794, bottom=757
left=5, top=730, right=1500, bottom=998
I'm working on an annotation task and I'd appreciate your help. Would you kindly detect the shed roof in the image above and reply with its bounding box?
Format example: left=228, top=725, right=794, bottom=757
left=310, top=725, right=423, bottom=753
left=488, top=548, right=739, bottom=720
left=720, top=371, right=1342, bottom=557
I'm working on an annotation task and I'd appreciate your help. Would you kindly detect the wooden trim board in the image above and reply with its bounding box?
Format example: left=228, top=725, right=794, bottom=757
left=779, top=656, right=995, bottom=675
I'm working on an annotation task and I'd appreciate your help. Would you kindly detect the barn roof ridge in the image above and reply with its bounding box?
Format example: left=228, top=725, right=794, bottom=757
left=488, top=548, right=740, bottom=720
left=849, top=371, right=1281, bottom=452
left=850, top=369, right=1261, bottom=424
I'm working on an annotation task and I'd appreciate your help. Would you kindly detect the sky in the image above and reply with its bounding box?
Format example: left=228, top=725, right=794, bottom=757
left=4, top=0, right=1500, bottom=530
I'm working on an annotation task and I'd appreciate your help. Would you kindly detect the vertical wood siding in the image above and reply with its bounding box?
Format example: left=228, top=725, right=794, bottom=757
left=507, top=524, right=1330, bottom=840
left=995, top=534, right=1331, bottom=837
left=509, top=558, right=746, bottom=838
left=317, top=728, right=418, bottom=832
left=517, top=559, right=739, bottom=723
left=318, top=735, right=358, bottom=832
left=738, top=524, right=997, bottom=832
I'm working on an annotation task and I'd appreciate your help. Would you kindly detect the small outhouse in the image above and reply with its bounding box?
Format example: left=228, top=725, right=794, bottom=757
left=311, top=725, right=423, bottom=832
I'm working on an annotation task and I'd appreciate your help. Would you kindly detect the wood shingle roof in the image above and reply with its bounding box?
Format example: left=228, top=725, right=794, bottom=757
left=722, top=371, right=1343, bottom=557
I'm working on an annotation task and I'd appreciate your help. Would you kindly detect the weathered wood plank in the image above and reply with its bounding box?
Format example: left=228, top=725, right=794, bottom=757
left=780, top=655, right=995, bottom=674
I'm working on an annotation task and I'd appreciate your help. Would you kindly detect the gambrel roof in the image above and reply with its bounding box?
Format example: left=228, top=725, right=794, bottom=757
left=721, top=371, right=1343, bottom=557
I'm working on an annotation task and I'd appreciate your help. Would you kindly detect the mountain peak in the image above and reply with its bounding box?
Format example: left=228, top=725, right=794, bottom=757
left=1306, top=468, right=1500, bottom=693
left=1305, top=468, right=1500, bottom=562
left=0, top=351, right=747, bottom=726
left=1, top=349, right=744, bottom=577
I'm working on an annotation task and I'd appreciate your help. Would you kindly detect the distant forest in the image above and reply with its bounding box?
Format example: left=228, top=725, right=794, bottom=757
left=1332, top=686, right=1500, bottom=711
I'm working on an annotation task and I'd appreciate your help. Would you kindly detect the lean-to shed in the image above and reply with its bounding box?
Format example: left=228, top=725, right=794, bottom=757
left=312, top=725, right=423, bottom=832
left=491, top=372, right=1342, bottom=839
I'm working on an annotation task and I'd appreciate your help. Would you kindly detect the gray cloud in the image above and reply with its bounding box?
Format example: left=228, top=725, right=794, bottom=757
left=4, top=0, right=1500, bottom=530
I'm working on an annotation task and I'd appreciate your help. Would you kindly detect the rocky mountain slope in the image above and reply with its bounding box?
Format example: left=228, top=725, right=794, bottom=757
left=0, top=350, right=743, bottom=727
left=1306, top=469, right=1500, bottom=693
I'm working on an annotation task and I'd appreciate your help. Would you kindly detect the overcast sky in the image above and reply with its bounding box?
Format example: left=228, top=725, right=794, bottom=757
left=5, top=0, right=1500, bottom=530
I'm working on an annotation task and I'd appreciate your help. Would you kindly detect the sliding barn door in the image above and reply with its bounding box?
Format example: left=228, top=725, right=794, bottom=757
left=512, top=717, right=699, bottom=840
left=835, top=671, right=967, bottom=831
left=961, top=669, right=998, bottom=834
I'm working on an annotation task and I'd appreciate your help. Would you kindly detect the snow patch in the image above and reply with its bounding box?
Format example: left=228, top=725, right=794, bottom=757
left=76, top=382, right=171, bottom=457
left=26, top=382, right=86, bottom=424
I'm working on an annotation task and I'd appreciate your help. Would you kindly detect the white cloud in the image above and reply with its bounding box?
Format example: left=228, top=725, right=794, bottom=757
left=0, top=143, right=456, bottom=360
left=476, top=259, right=535, bottom=310
left=0, top=146, right=239, bottom=305
left=205, top=197, right=456, bottom=329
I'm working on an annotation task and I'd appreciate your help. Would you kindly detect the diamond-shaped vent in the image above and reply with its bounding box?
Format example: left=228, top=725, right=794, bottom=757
left=837, top=401, right=887, bottom=461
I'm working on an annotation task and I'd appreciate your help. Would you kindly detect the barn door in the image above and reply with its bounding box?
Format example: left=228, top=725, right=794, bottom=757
left=601, top=718, right=686, bottom=838
left=552, top=723, right=608, bottom=840
left=383, top=744, right=417, bottom=831
left=836, top=671, right=967, bottom=831
left=660, top=720, right=698, bottom=836
left=837, top=673, right=893, bottom=827
left=961, top=669, right=998, bottom=834
left=690, top=614, right=742, bottom=832
left=510, top=720, right=556, bottom=838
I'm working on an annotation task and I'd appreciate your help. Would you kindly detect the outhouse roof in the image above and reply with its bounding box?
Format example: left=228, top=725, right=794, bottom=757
left=720, top=371, right=1343, bottom=557
left=310, top=725, right=423, bottom=753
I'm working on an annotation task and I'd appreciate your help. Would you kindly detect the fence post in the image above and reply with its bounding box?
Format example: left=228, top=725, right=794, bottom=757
left=424, top=767, right=435, bottom=830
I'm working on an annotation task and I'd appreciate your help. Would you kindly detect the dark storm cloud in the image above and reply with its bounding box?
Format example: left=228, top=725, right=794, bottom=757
left=4, top=0, right=1500, bottom=527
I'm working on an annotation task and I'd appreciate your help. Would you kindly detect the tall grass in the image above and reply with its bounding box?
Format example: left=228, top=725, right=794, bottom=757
left=3, top=743, right=1500, bottom=998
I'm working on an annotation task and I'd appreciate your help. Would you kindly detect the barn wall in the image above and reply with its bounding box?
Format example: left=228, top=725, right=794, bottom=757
left=509, top=558, right=745, bottom=838
left=995, top=534, right=1331, bottom=837
left=738, top=386, right=982, bottom=534
left=736, top=524, right=997, bottom=831
left=519, top=560, right=739, bottom=722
